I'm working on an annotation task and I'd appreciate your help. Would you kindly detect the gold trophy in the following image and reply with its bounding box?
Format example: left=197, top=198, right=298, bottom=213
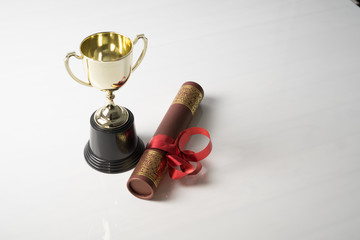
left=64, top=32, right=148, bottom=173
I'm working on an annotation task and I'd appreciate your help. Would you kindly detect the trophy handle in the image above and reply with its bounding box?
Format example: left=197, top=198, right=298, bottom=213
left=64, top=52, right=92, bottom=87
left=131, top=34, right=148, bottom=72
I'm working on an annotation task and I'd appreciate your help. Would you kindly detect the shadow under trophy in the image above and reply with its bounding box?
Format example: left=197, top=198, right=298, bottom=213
left=64, top=32, right=148, bottom=173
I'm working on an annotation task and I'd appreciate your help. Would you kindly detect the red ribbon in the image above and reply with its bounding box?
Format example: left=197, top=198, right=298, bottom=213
left=147, top=127, right=212, bottom=179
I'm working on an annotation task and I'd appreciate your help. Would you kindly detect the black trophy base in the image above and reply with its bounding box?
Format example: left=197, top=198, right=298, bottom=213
left=84, top=108, right=145, bottom=174
left=84, top=139, right=144, bottom=174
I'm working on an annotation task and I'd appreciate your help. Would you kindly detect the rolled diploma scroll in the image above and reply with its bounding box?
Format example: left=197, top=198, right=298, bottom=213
left=127, top=81, right=204, bottom=199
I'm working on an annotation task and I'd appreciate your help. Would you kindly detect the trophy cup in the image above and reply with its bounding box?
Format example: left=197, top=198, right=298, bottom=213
left=64, top=32, right=148, bottom=173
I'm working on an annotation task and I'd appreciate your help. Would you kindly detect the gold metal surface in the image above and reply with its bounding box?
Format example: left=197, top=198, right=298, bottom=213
left=94, top=104, right=129, bottom=128
left=172, top=85, right=203, bottom=114
left=64, top=32, right=148, bottom=91
left=131, top=34, right=148, bottom=72
left=64, top=32, right=148, bottom=129
left=64, top=52, right=91, bottom=87
left=80, top=32, right=133, bottom=62
left=94, top=90, right=129, bottom=128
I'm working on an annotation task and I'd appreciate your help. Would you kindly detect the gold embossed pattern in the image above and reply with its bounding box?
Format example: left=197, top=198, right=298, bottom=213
left=172, top=85, right=203, bottom=115
left=133, top=150, right=167, bottom=187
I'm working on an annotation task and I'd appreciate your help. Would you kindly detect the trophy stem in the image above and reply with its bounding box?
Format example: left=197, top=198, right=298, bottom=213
left=106, top=90, right=116, bottom=105
left=93, top=90, right=129, bottom=128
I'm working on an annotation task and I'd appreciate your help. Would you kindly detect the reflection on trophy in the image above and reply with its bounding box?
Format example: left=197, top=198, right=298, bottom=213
left=64, top=32, right=148, bottom=173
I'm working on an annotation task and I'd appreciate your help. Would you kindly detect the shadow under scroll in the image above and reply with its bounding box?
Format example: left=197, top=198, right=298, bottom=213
left=189, top=95, right=217, bottom=131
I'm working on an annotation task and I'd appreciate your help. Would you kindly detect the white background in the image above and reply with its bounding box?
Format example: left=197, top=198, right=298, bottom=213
left=1, top=0, right=360, bottom=239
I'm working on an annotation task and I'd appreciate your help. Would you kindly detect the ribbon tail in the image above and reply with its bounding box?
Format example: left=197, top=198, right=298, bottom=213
left=167, top=155, right=194, bottom=180
left=187, top=162, right=202, bottom=176
left=169, top=167, right=189, bottom=180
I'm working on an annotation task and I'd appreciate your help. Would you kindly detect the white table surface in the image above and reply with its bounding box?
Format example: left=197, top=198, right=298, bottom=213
left=1, top=0, right=360, bottom=239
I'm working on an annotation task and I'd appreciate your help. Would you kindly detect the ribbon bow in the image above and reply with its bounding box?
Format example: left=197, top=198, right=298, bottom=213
left=147, top=127, right=212, bottom=179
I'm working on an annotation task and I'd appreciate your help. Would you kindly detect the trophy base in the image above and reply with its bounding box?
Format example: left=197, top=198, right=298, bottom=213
left=84, top=139, right=144, bottom=173
left=84, top=108, right=145, bottom=174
